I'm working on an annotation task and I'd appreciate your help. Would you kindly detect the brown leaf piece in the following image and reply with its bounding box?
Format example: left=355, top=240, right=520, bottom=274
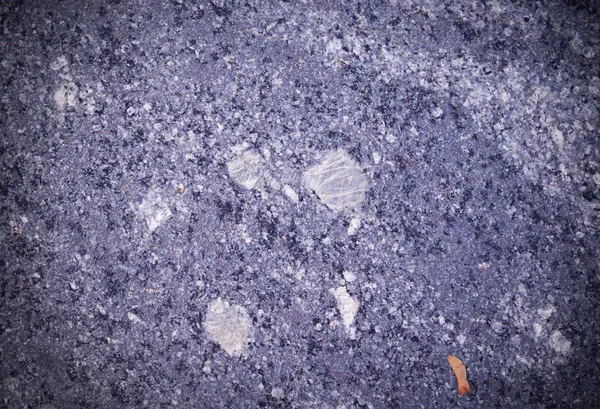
left=447, top=355, right=470, bottom=395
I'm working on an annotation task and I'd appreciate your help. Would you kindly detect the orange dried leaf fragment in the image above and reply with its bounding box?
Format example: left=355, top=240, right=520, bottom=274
left=447, top=355, right=470, bottom=395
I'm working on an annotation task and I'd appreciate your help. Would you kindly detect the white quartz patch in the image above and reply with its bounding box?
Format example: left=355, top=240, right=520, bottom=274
left=283, top=184, right=299, bottom=204
left=549, top=330, right=571, bottom=355
left=227, top=150, right=263, bottom=190
left=330, top=286, right=359, bottom=335
left=128, top=312, right=142, bottom=324
left=271, top=387, right=285, bottom=400
left=53, top=81, right=78, bottom=110
left=203, top=298, right=252, bottom=356
left=342, top=270, right=357, bottom=283
left=50, top=55, right=69, bottom=71
left=533, top=322, right=543, bottom=337
left=303, top=149, right=369, bottom=212
left=538, top=306, right=556, bottom=320
left=134, top=190, right=172, bottom=233
left=551, top=127, right=564, bottom=149
left=347, top=217, right=361, bottom=235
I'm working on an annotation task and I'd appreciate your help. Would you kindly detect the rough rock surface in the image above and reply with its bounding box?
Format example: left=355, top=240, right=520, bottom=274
left=1, top=1, right=599, bottom=408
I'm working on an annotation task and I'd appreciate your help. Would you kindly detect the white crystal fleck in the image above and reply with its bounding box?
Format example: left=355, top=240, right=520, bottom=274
left=549, top=330, right=571, bottom=355
left=135, top=190, right=172, bottom=233
left=53, top=82, right=78, bottom=110
left=329, top=286, right=359, bottom=333
left=283, top=185, right=299, bottom=204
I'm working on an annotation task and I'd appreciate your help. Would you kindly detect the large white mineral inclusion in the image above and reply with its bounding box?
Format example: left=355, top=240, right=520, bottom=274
left=303, top=149, right=368, bottom=211
left=227, top=150, right=263, bottom=190
left=203, top=298, right=252, bottom=356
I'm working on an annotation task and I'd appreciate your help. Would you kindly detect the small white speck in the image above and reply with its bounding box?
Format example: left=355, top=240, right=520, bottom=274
left=537, top=306, right=555, bottom=320
left=96, top=304, right=107, bottom=315
left=491, top=321, right=503, bottom=332
left=516, top=354, right=533, bottom=368
left=329, top=286, right=359, bottom=335
left=347, top=217, right=361, bottom=236
left=283, top=185, right=299, bottom=204
left=271, top=387, right=285, bottom=399
left=451, top=58, right=464, bottom=67
left=456, top=334, right=466, bottom=346
left=551, top=127, right=564, bottom=149
left=343, top=271, right=357, bottom=282
left=270, top=180, right=281, bottom=190
left=533, top=322, right=543, bottom=337
left=50, top=55, right=69, bottom=71
left=128, top=312, right=142, bottom=324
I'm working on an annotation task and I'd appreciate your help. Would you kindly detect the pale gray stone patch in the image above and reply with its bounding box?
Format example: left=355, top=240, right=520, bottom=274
left=227, top=150, right=263, bottom=190
left=134, top=190, right=173, bottom=233
left=330, top=286, right=359, bottom=337
left=549, top=330, right=571, bottom=355
left=49, top=55, right=69, bottom=71
left=303, top=149, right=369, bottom=212
left=53, top=81, right=78, bottom=110
left=203, top=298, right=253, bottom=356
left=283, top=184, right=299, bottom=204
left=271, top=387, right=285, bottom=400
left=347, top=217, right=361, bottom=235
left=342, top=270, right=357, bottom=283
left=128, top=312, right=142, bottom=324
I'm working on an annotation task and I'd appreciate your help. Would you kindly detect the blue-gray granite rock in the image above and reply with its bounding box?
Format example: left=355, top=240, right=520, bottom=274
left=1, top=0, right=599, bottom=408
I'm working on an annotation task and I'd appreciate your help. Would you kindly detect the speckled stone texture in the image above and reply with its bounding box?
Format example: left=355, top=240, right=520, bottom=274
left=1, top=1, right=599, bottom=408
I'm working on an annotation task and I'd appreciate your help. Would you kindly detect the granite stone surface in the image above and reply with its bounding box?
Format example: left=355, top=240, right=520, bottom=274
left=1, top=0, right=599, bottom=408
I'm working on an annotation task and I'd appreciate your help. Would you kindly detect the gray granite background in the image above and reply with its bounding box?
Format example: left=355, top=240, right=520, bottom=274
left=1, top=0, right=599, bottom=408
